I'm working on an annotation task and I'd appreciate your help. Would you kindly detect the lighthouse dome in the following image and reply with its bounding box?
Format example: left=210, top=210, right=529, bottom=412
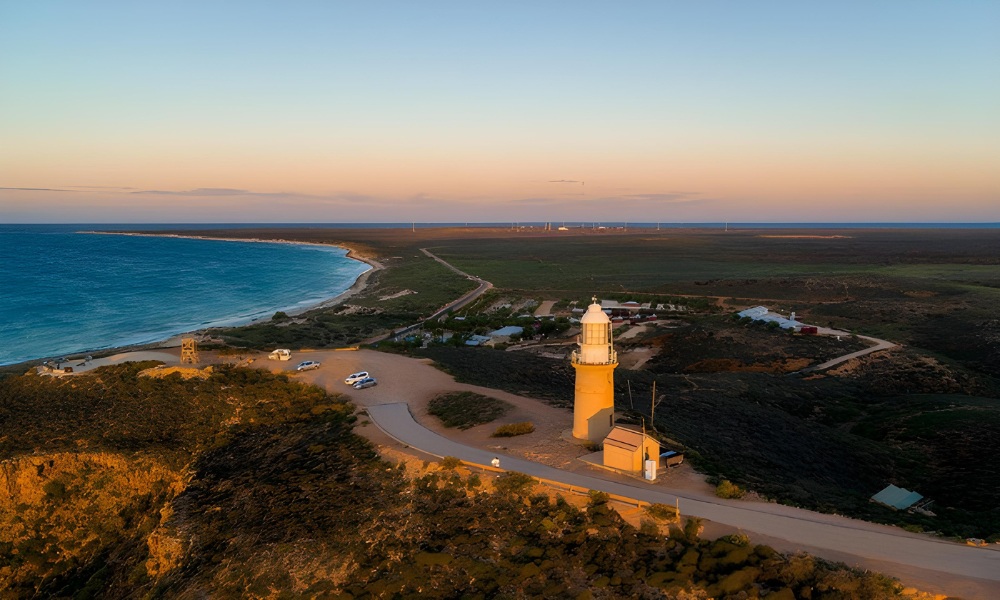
left=581, top=302, right=610, bottom=324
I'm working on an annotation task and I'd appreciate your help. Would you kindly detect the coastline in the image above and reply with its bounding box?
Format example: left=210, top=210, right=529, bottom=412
left=295, top=247, right=383, bottom=314
left=81, top=230, right=385, bottom=318
left=3, top=233, right=384, bottom=368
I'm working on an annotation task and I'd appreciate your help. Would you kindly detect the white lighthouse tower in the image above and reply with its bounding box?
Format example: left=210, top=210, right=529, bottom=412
left=571, top=298, right=618, bottom=442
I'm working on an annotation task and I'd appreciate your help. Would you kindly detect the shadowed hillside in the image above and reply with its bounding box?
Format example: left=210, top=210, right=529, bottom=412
left=1, top=363, right=914, bottom=598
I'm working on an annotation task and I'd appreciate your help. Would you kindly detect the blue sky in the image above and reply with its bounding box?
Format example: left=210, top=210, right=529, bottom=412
left=1, top=1, right=998, bottom=222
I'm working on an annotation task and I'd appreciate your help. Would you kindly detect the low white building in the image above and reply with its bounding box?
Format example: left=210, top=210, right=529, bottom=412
left=737, top=306, right=800, bottom=329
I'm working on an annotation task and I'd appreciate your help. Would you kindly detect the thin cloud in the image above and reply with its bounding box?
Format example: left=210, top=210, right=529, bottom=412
left=512, top=191, right=707, bottom=207
left=620, top=193, right=703, bottom=204
left=136, top=188, right=256, bottom=196
left=548, top=180, right=584, bottom=184
left=131, top=187, right=376, bottom=205
left=2, top=185, right=139, bottom=193
left=0, top=187, right=79, bottom=192
left=64, top=185, right=136, bottom=190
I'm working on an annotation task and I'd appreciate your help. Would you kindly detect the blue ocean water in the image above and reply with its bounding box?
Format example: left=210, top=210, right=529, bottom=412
left=0, top=225, right=370, bottom=365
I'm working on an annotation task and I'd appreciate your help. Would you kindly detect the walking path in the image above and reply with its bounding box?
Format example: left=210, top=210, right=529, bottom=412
left=363, top=249, right=492, bottom=343
left=365, top=402, right=1000, bottom=588
left=806, top=331, right=898, bottom=372
left=420, top=247, right=493, bottom=320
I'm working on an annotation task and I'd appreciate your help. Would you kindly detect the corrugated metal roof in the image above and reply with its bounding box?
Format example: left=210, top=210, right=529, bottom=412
left=738, top=306, right=769, bottom=318
left=737, top=306, right=800, bottom=329
left=490, top=325, right=524, bottom=337
left=604, top=426, right=652, bottom=452
left=872, top=484, right=923, bottom=510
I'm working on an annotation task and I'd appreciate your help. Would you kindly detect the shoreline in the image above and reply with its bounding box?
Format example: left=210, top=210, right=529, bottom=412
left=81, top=230, right=386, bottom=317
left=2, top=233, right=385, bottom=369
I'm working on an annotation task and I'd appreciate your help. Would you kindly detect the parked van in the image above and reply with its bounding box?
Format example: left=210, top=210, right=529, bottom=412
left=269, top=349, right=292, bottom=361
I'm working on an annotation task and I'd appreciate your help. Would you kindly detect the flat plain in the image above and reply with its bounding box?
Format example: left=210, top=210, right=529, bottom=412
left=178, top=226, right=1000, bottom=541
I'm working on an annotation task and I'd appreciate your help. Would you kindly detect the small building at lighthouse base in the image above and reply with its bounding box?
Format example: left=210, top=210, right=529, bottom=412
left=603, top=426, right=661, bottom=475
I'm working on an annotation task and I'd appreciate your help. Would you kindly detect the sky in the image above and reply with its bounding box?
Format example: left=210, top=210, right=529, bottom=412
left=1, top=1, right=998, bottom=223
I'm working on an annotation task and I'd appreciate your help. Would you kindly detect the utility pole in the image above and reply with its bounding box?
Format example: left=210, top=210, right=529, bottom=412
left=650, top=380, right=656, bottom=422
left=650, top=380, right=665, bottom=426
left=627, top=380, right=634, bottom=410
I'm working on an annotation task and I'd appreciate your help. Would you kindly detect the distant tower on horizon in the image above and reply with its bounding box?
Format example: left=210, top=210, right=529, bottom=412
left=571, top=298, right=618, bottom=442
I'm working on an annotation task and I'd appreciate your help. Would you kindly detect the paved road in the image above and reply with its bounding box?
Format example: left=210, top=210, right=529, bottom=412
left=366, top=402, right=1000, bottom=586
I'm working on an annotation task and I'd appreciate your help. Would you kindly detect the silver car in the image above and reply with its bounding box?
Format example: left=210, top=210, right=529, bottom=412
left=352, top=377, right=377, bottom=389
left=296, top=360, right=321, bottom=372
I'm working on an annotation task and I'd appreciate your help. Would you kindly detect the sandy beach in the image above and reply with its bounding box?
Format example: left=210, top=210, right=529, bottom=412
left=285, top=246, right=384, bottom=315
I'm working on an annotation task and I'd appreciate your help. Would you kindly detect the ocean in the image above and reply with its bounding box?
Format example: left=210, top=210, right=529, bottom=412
left=0, top=225, right=370, bottom=366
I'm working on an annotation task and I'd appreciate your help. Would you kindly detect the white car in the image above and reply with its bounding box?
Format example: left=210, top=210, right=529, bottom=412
left=296, top=360, right=321, bottom=372
left=269, top=349, right=292, bottom=361
left=344, top=371, right=369, bottom=385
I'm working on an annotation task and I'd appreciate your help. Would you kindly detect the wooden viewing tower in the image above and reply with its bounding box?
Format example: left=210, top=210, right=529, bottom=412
left=180, top=338, right=199, bottom=364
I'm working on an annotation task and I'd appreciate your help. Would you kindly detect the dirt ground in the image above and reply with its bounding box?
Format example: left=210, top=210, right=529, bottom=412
left=274, top=348, right=714, bottom=496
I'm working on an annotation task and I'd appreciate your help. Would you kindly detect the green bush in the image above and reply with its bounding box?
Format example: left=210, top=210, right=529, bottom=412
left=492, top=422, right=535, bottom=437
left=42, top=480, right=67, bottom=500
left=588, top=490, right=610, bottom=507
left=428, top=391, right=513, bottom=429
left=684, top=517, right=704, bottom=543
left=645, top=503, right=679, bottom=522
left=670, top=517, right=704, bottom=544
left=493, top=471, right=536, bottom=496
left=719, top=533, right=751, bottom=547
left=439, top=456, right=462, bottom=470
left=716, top=479, right=746, bottom=499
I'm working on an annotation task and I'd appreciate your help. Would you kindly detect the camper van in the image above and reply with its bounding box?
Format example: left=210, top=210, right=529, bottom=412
left=269, top=349, right=292, bottom=361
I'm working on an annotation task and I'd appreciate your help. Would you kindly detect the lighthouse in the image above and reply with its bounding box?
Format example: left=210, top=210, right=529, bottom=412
left=571, top=298, right=618, bottom=442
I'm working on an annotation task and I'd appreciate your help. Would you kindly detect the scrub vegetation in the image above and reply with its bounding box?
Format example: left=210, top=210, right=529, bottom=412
left=492, top=421, right=536, bottom=437
left=416, top=342, right=1000, bottom=540
left=0, top=363, right=911, bottom=598
left=428, top=391, right=513, bottom=429
left=139, top=227, right=1000, bottom=547
left=272, top=226, right=999, bottom=541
